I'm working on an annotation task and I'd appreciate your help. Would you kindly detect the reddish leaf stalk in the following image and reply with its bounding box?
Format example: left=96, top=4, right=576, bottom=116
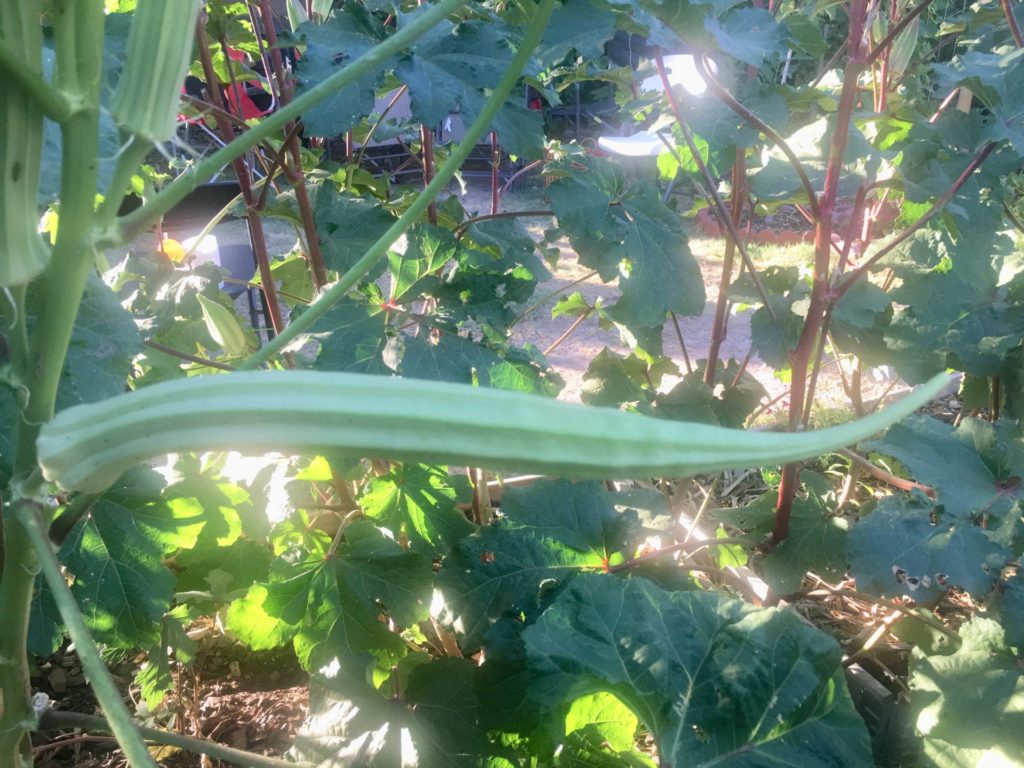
left=654, top=54, right=776, bottom=319
left=705, top=149, right=746, bottom=386
left=490, top=131, right=499, bottom=215
left=774, top=2, right=869, bottom=543
left=196, top=15, right=285, bottom=336
left=697, top=55, right=821, bottom=220
left=421, top=124, right=438, bottom=224
left=254, top=0, right=329, bottom=289
left=834, top=141, right=997, bottom=302
left=865, top=0, right=938, bottom=66
left=1004, top=0, right=1024, bottom=47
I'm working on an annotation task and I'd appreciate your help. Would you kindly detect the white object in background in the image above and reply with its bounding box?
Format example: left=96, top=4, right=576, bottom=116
left=181, top=234, right=220, bottom=267
left=597, top=130, right=675, bottom=157
left=639, top=54, right=712, bottom=97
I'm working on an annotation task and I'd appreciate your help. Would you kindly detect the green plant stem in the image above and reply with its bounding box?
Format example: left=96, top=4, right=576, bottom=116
left=15, top=503, right=159, bottom=768
left=0, top=506, right=39, bottom=768
left=1, top=4, right=105, bottom=764
left=0, top=40, right=71, bottom=122
left=108, top=0, right=469, bottom=247
left=37, top=711, right=316, bottom=768
left=237, top=0, right=558, bottom=370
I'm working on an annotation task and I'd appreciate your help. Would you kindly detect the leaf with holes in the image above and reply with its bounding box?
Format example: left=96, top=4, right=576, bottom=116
left=523, top=574, right=874, bottom=767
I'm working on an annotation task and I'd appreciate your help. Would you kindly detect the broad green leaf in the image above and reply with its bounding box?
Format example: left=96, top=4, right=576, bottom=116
left=396, top=17, right=541, bottom=156
left=653, top=360, right=767, bottom=428
left=229, top=523, right=431, bottom=667
left=748, top=117, right=882, bottom=207
left=388, top=224, right=456, bottom=301
left=359, top=463, right=474, bottom=555
left=462, top=217, right=550, bottom=283
left=932, top=48, right=1024, bottom=154
left=436, top=522, right=603, bottom=651
left=226, top=564, right=321, bottom=651
left=173, top=538, right=273, bottom=597
left=308, top=298, right=391, bottom=374
left=291, top=656, right=493, bottom=766
left=294, top=524, right=433, bottom=668
left=60, top=471, right=181, bottom=648
left=706, top=7, right=786, bottom=67
left=523, top=574, right=874, bottom=766
left=136, top=614, right=196, bottom=709
left=436, top=480, right=644, bottom=651
left=27, top=579, right=64, bottom=657
left=760, top=473, right=848, bottom=594
left=397, top=19, right=511, bottom=126
left=292, top=7, right=385, bottom=136
left=564, top=692, right=637, bottom=751
left=545, top=155, right=704, bottom=334
left=998, top=573, right=1024, bottom=649
left=910, top=618, right=1024, bottom=767
left=580, top=348, right=651, bottom=409
left=715, top=473, right=847, bottom=594
left=57, top=273, right=143, bottom=409
left=847, top=491, right=1009, bottom=601
left=313, top=184, right=396, bottom=277
left=537, top=0, right=618, bottom=68
left=830, top=281, right=893, bottom=366
left=884, top=210, right=1022, bottom=383
left=501, top=479, right=642, bottom=557
left=868, top=416, right=1024, bottom=539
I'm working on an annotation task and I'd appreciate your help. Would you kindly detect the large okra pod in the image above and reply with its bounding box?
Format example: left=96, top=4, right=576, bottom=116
left=109, top=0, right=203, bottom=144
left=38, top=371, right=951, bottom=493
left=0, top=0, right=49, bottom=286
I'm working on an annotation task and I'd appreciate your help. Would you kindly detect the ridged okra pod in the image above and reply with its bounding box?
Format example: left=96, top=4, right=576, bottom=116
left=109, top=0, right=203, bottom=145
left=38, top=371, right=951, bottom=493
left=0, top=0, right=49, bottom=287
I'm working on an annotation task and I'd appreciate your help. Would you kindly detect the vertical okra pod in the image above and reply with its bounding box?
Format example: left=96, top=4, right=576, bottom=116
left=0, top=0, right=49, bottom=287
left=109, top=0, right=203, bottom=145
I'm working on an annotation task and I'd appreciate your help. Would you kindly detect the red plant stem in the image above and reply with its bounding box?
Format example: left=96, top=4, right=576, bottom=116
left=834, top=141, right=996, bottom=302
left=801, top=311, right=833, bottom=426
left=497, top=158, right=543, bottom=202
left=865, top=0, right=938, bottom=66
left=992, top=375, right=1002, bottom=420
left=490, top=132, right=499, bottom=214
left=837, top=184, right=869, bottom=272
left=355, top=85, right=408, bottom=166
left=1004, top=0, right=1024, bottom=46
left=697, top=55, right=821, bottom=220
left=774, top=1, right=869, bottom=543
left=254, top=122, right=303, bottom=211
left=196, top=15, right=285, bottom=336
left=929, top=88, right=961, bottom=123
left=654, top=55, right=776, bottom=319
left=838, top=448, right=935, bottom=495
left=254, top=0, right=329, bottom=289
left=421, top=124, right=438, bottom=224
left=705, top=149, right=745, bottom=386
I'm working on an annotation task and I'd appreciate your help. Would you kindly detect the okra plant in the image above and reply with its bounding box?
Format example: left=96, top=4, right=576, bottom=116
left=2, top=0, right=1023, bottom=767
